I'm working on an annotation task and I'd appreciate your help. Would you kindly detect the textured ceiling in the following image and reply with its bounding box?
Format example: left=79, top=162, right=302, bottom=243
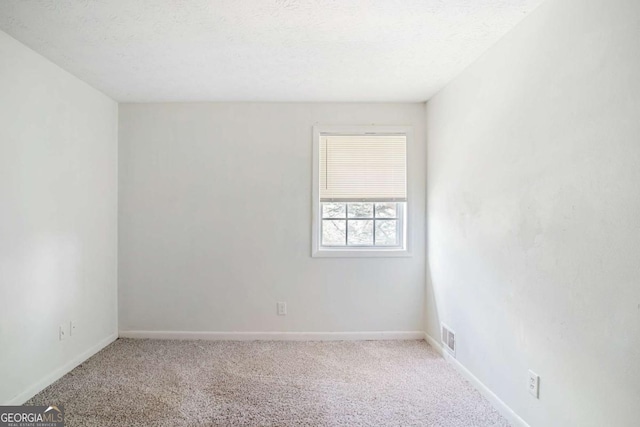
left=0, top=0, right=545, bottom=102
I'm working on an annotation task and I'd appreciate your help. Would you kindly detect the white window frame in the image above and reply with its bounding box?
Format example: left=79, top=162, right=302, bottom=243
left=311, top=125, right=413, bottom=258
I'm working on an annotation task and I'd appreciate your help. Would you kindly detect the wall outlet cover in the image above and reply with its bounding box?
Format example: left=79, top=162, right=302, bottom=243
left=277, top=302, right=287, bottom=316
left=528, top=370, right=540, bottom=398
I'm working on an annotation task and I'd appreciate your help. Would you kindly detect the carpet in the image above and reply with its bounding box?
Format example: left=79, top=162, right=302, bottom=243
left=26, top=338, right=509, bottom=426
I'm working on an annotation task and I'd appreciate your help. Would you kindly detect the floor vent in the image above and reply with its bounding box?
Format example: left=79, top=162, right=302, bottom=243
left=441, top=324, right=456, bottom=356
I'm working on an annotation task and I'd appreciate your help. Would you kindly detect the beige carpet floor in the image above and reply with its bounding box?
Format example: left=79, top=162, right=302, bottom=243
left=27, top=338, right=509, bottom=426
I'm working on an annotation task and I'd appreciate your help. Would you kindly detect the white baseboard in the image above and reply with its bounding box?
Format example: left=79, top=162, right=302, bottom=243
left=119, top=330, right=425, bottom=341
left=425, top=333, right=530, bottom=427
left=5, top=333, right=118, bottom=405
left=423, top=331, right=444, bottom=355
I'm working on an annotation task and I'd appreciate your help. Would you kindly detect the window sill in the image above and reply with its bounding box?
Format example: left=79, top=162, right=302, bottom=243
left=312, top=248, right=412, bottom=258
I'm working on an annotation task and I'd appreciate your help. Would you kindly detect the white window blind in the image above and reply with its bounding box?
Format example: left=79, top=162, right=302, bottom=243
left=319, top=134, right=407, bottom=202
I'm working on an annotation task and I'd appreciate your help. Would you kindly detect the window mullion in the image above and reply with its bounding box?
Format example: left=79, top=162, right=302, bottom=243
left=372, top=203, right=376, bottom=247
left=345, top=203, right=349, bottom=246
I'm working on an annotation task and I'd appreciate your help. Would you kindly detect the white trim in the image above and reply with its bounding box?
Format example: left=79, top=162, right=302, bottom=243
left=424, top=331, right=444, bottom=355
left=4, top=333, right=118, bottom=405
left=311, top=125, right=413, bottom=258
left=119, top=330, right=425, bottom=341
left=311, top=248, right=413, bottom=258
left=424, top=333, right=530, bottom=427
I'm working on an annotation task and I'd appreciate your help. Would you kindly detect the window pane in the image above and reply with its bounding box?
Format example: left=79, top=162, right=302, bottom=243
left=347, top=203, right=373, bottom=218
left=375, top=203, right=397, bottom=218
left=347, top=220, right=373, bottom=245
left=375, top=220, right=398, bottom=246
left=322, top=220, right=346, bottom=246
left=322, top=203, right=346, bottom=218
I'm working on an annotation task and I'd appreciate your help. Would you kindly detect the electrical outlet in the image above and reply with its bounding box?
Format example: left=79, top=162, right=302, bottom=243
left=528, top=370, right=540, bottom=398
left=277, top=302, right=287, bottom=316
left=70, top=321, right=77, bottom=337
left=59, top=325, right=66, bottom=341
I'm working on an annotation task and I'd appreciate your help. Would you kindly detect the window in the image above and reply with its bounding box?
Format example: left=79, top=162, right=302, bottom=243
left=321, top=202, right=404, bottom=247
left=312, top=126, right=411, bottom=257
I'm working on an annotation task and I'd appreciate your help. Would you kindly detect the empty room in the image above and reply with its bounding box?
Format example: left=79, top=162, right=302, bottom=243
left=0, top=0, right=638, bottom=426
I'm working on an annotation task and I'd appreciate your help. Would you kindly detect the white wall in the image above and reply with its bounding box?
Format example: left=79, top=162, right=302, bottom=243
left=0, top=31, right=118, bottom=404
left=426, top=0, right=640, bottom=426
left=119, top=103, right=426, bottom=334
